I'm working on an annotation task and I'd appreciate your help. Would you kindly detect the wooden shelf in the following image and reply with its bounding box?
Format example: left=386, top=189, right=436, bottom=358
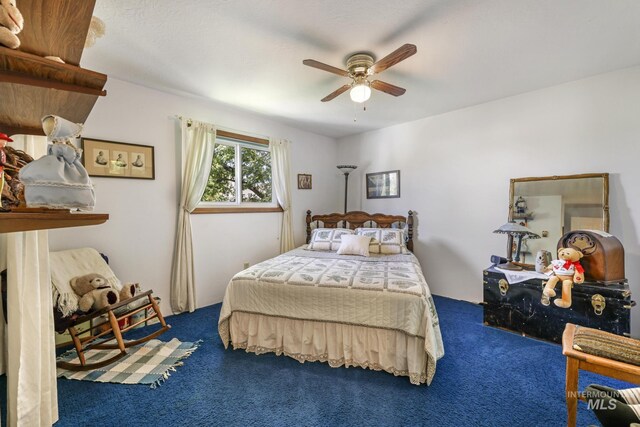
left=0, top=211, right=108, bottom=233
left=17, top=0, right=96, bottom=66
left=0, top=0, right=107, bottom=136
left=0, top=48, right=107, bottom=136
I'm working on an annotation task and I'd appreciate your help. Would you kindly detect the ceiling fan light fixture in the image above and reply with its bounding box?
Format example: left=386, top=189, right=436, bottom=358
left=350, top=82, right=371, bottom=103
left=303, top=44, right=416, bottom=104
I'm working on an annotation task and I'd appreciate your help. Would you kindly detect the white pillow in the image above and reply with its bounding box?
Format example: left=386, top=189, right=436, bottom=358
left=336, top=235, right=372, bottom=256
left=355, top=228, right=407, bottom=254
left=307, top=228, right=355, bottom=251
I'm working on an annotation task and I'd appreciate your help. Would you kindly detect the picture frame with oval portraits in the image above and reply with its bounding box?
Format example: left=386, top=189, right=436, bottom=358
left=81, top=138, right=155, bottom=180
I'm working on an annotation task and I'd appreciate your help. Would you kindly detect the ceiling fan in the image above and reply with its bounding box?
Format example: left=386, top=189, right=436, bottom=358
left=303, top=44, right=417, bottom=103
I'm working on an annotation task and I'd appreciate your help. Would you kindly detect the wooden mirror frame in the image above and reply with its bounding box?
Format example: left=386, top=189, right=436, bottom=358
left=507, top=173, right=609, bottom=266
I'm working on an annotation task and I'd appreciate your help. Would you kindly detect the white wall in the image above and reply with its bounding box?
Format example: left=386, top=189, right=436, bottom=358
left=48, top=78, right=340, bottom=313
left=338, top=66, right=640, bottom=336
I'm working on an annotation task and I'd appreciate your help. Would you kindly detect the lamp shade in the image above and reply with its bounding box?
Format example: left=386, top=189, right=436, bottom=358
left=349, top=84, right=371, bottom=103
left=337, top=165, right=357, bottom=174
left=493, top=222, right=540, bottom=239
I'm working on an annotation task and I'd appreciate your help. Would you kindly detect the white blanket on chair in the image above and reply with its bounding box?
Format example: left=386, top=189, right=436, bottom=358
left=49, top=247, right=121, bottom=317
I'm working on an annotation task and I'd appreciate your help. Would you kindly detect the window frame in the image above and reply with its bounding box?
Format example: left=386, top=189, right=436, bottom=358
left=193, top=130, right=282, bottom=214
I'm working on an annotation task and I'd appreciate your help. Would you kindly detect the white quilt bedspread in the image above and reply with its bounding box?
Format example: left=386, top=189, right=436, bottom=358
left=218, top=247, right=445, bottom=381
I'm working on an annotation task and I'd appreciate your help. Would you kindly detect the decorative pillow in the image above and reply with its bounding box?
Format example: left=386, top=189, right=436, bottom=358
left=336, top=235, right=372, bottom=257
left=307, top=228, right=355, bottom=251
left=355, top=228, right=407, bottom=254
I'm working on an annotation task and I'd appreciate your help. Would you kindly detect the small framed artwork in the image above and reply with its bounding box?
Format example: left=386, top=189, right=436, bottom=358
left=298, top=174, right=312, bottom=190
left=81, top=138, right=155, bottom=180
left=366, top=170, right=400, bottom=199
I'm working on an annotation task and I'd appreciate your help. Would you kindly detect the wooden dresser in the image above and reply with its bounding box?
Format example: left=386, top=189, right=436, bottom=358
left=483, top=267, right=632, bottom=343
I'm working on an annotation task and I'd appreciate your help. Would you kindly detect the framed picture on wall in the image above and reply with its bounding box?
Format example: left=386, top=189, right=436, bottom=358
left=81, top=138, right=155, bottom=180
left=298, top=174, right=312, bottom=189
left=366, top=170, right=400, bottom=199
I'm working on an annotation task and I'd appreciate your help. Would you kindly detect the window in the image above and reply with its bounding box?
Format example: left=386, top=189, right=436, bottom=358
left=196, top=131, right=280, bottom=213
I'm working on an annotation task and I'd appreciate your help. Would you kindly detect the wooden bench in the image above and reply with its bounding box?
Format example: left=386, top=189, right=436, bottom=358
left=562, top=323, right=640, bottom=426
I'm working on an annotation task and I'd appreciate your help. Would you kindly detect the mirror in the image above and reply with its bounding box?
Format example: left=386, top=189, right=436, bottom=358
left=508, top=173, right=609, bottom=265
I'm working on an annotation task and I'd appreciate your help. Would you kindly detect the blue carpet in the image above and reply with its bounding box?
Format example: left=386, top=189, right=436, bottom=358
left=0, top=296, right=630, bottom=426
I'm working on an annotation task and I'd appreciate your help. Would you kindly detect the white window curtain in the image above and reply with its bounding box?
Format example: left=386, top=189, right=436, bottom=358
left=270, top=138, right=295, bottom=253
left=1, top=135, right=58, bottom=426
left=170, top=119, right=216, bottom=314
left=7, top=231, right=58, bottom=426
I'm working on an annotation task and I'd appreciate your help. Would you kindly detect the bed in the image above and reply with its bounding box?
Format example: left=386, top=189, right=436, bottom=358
left=218, top=211, right=444, bottom=385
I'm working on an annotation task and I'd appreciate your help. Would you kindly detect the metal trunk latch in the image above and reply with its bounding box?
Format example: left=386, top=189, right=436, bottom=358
left=498, top=279, right=509, bottom=296
left=591, top=294, right=606, bottom=316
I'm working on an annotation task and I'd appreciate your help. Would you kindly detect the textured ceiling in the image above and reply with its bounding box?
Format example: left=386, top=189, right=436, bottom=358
left=83, top=0, right=640, bottom=138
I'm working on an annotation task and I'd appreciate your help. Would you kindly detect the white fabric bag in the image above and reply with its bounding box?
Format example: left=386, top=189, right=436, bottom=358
left=19, top=143, right=95, bottom=210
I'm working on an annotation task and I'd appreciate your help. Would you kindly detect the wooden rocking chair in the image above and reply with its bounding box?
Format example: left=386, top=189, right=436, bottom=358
left=51, top=248, right=170, bottom=371
left=56, top=290, right=170, bottom=370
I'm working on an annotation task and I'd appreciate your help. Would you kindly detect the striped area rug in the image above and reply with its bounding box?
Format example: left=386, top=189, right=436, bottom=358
left=57, top=338, right=200, bottom=388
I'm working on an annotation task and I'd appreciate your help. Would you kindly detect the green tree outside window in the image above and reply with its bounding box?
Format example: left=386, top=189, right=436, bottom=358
left=201, top=141, right=272, bottom=203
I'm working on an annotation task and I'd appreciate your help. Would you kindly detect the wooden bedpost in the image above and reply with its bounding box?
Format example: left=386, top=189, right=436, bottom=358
left=407, top=210, right=414, bottom=252
left=306, top=210, right=312, bottom=243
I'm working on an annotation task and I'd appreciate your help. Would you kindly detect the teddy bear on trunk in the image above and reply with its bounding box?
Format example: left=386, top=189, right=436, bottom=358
left=542, top=247, right=585, bottom=308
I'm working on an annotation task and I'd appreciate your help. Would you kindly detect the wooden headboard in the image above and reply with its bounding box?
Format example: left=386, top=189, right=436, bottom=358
left=305, top=210, right=414, bottom=252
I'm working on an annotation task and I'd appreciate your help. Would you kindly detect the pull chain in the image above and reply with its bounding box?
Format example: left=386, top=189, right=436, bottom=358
left=353, top=102, right=367, bottom=122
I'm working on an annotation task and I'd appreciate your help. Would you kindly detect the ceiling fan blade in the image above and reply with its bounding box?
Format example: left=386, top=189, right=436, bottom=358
left=303, top=59, right=349, bottom=77
left=321, top=85, right=351, bottom=102
left=370, top=80, right=406, bottom=96
left=370, top=44, right=417, bottom=74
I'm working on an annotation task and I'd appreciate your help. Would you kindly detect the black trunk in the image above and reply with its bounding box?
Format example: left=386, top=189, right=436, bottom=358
left=483, top=267, right=632, bottom=343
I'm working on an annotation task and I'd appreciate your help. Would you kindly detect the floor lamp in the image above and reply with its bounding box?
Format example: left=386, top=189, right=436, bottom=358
left=337, top=165, right=357, bottom=213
